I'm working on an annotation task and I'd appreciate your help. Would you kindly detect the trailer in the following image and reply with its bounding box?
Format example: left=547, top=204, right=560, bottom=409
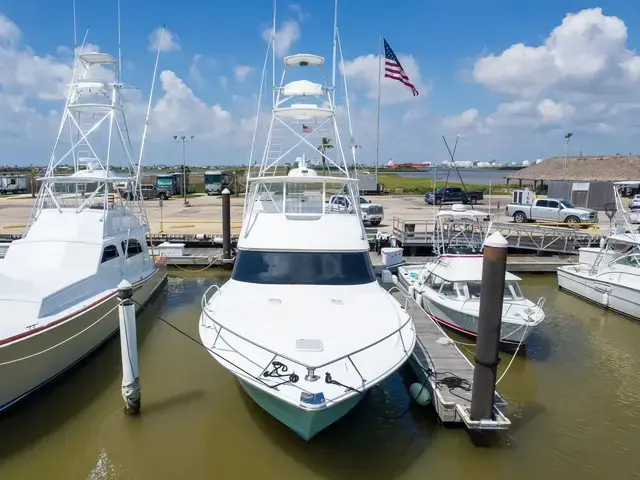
left=0, top=175, right=28, bottom=194
left=204, top=170, right=235, bottom=195
left=356, top=171, right=385, bottom=195
left=156, top=172, right=188, bottom=196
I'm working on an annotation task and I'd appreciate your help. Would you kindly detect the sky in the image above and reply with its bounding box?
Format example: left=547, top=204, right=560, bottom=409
left=1, top=0, right=640, bottom=167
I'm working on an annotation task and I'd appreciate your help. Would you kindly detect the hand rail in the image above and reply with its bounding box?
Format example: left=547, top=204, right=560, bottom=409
left=201, top=284, right=220, bottom=311
left=200, top=290, right=415, bottom=390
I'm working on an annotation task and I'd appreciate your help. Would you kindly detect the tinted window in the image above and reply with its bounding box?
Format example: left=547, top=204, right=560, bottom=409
left=449, top=188, right=462, bottom=193
left=547, top=200, right=559, bottom=208
left=122, top=239, right=144, bottom=258
left=536, top=200, right=548, bottom=207
left=232, top=250, right=376, bottom=285
left=101, top=245, right=120, bottom=263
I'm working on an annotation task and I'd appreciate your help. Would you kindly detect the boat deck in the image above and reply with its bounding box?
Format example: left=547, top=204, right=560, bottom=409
left=385, top=282, right=510, bottom=429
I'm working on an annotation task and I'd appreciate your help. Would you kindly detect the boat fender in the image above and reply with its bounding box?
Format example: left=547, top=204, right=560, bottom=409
left=409, top=382, right=431, bottom=406
left=408, top=285, right=415, bottom=298
left=603, top=292, right=609, bottom=307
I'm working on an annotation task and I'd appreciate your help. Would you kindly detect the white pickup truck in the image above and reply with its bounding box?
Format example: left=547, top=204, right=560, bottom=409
left=505, top=198, right=598, bottom=225
left=326, top=194, right=384, bottom=226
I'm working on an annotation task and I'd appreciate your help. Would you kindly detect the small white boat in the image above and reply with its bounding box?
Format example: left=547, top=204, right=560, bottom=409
left=198, top=6, right=416, bottom=440
left=0, top=48, right=167, bottom=411
left=398, top=205, right=545, bottom=346
left=557, top=181, right=640, bottom=318
left=401, top=256, right=545, bottom=345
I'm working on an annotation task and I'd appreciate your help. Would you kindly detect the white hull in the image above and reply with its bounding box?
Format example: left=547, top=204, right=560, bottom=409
left=419, top=294, right=535, bottom=345
left=557, top=267, right=640, bottom=320
left=0, top=267, right=166, bottom=411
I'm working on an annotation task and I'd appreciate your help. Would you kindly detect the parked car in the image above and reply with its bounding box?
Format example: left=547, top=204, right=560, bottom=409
left=629, top=194, right=640, bottom=211
left=424, top=187, right=484, bottom=205
left=326, top=194, right=384, bottom=226
left=505, top=198, right=598, bottom=225
left=121, top=184, right=171, bottom=201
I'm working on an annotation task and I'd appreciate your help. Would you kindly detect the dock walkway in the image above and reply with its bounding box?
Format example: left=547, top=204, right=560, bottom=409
left=386, top=282, right=510, bottom=429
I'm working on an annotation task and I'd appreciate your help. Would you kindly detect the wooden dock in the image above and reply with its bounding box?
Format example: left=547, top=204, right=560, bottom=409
left=386, top=283, right=510, bottom=429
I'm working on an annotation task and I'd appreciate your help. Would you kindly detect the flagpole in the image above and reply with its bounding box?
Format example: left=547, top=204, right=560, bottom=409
left=375, top=32, right=382, bottom=184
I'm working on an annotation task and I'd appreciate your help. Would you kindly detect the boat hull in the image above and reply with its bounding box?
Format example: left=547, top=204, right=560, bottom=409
left=557, top=267, right=640, bottom=320
left=419, top=294, right=534, bottom=345
left=239, top=379, right=362, bottom=440
left=0, top=267, right=167, bottom=412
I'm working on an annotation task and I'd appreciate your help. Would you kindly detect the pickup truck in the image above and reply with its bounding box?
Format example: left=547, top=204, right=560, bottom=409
left=424, top=187, right=484, bottom=205
left=505, top=198, right=598, bottom=225
left=326, top=194, right=384, bottom=226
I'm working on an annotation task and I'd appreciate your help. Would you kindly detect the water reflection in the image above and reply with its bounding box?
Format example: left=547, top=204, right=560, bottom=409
left=0, top=272, right=638, bottom=479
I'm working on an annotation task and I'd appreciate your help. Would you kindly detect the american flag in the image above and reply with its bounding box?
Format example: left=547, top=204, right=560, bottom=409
left=384, top=38, right=419, bottom=96
left=302, top=124, right=313, bottom=133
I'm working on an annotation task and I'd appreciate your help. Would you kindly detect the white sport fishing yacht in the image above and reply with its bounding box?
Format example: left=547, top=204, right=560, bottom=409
left=0, top=45, right=167, bottom=411
left=398, top=206, right=545, bottom=346
left=198, top=5, right=416, bottom=440
left=557, top=181, right=640, bottom=319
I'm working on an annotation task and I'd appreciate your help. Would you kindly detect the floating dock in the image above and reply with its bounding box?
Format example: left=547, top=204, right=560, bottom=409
left=386, top=282, right=510, bottom=429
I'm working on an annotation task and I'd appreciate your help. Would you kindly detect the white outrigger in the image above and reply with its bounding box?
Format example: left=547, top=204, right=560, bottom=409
left=398, top=205, right=545, bottom=346
left=0, top=37, right=167, bottom=410
left=198, top=2, right=416, bottom=440
left=557, top=181, right=640, bottom=319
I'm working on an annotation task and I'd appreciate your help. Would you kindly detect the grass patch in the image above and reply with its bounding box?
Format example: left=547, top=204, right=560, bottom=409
left=378, top=173, right=510, bottom=195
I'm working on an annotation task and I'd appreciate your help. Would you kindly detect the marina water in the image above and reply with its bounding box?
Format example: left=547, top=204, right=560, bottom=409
left=0, top=272, right=638, bottom=479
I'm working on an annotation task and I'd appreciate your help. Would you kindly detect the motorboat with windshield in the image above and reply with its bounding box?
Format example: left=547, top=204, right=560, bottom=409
left=0, top=45, right=167, bottom=411
left=557, top=181, right=640, bottom=319
left=398, top=205, right=545, bottom=346
left=198, top=5, right=416, bottom=440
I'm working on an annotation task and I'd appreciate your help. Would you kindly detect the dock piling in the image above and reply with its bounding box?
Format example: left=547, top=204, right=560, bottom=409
left=222, top=188, right=231, bottom=259
left=470, top=231, right=508, bottom=422
left=118, top=280, right=141, bottom=415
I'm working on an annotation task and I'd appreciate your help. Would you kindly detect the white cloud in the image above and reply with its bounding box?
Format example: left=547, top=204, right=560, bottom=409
left=289, top=4, right=310, bottom=22
left=234, top=65, right=253, bottom=82
left=262, top=20, right=300, bottom=58
left=442, top=109, right=479, bottom=129
left=147, top=27, right=180, bottom=52
left=536, top=99, right=575, bottom=123
left=472, top=8, right=635, bottom=97
left=0, top=13, right=21, bottom=46
left=341, top=53, right=427, bottom=104
left=461, top=7, right=640, bottom=143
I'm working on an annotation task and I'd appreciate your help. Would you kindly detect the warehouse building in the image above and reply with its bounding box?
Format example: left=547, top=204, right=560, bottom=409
left=504, top=155, right=640, bottom=209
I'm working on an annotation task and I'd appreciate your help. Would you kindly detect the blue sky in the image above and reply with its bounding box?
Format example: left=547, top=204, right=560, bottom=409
left=0, top=0, right=640, bottom=166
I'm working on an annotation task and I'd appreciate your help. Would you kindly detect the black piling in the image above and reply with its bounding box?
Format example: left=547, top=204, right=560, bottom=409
left=222, top=188, right=231, bottom=259
left=470, top=231, right=508, bottom=421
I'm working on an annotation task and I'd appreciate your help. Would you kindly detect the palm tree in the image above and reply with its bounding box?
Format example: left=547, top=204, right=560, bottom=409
left=317, top=137, right=334, bottom=175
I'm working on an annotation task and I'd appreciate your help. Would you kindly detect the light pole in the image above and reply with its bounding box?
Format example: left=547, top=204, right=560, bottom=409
left=173, top=135, right=194, bottom=206
left=563, top=132, right=573, bottom=181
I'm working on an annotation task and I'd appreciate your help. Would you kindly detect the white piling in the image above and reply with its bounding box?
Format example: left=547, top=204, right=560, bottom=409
left=118, top=280, right=140, bottom=415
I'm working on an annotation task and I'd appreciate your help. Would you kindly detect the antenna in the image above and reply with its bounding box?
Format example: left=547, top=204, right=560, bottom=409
left=117, top=0, right=122, bottom=79
left=72, top=0, right=77, bottom=47
left=137, top=26, right=164, bottom=187
left=441, top=134, right=475, bottom=210
left=331, top=0, right=338, bottom=91
left=272, top=0, right=276, bottom=107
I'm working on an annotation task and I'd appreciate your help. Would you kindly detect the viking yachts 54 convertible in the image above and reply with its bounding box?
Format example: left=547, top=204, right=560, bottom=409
left=0, top=47, right=166, bottom=411
left=198, top=4, right=416, bottom=440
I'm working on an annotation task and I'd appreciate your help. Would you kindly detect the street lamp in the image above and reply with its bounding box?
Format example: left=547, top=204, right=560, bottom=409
left=173, top=135, right=194, bottom=206
left=563, top=132, right=573, bottom=181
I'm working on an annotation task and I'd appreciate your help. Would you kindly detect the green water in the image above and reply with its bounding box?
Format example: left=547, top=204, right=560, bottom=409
left=0, top=272, right=639, bottom=479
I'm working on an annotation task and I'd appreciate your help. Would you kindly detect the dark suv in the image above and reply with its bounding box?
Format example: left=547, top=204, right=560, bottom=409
left=122, top=184, right=170, bottom=201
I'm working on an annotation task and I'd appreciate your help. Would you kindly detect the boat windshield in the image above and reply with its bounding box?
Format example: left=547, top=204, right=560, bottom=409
left=231, top=250, right=376, bottom=285
left=467, top=280, right=524, bottom=301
